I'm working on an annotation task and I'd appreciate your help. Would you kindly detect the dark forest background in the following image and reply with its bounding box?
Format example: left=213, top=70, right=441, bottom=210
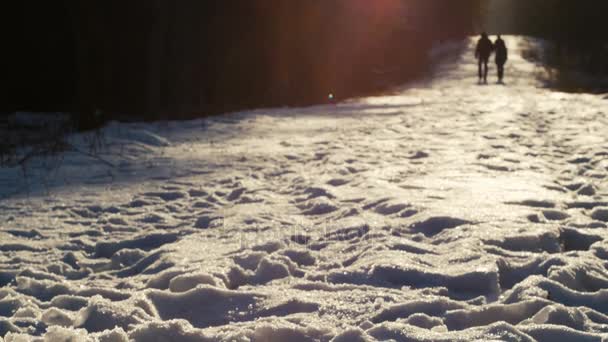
left=1, top=1, right=607, bottom=131
left=2, top=1, right=480, bottom=129
left=508, top=1, right=608, bottom=93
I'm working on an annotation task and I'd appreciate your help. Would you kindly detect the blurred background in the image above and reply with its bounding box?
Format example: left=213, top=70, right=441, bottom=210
left=484, top=0, right=608, bottom=94
left=1, top=0, right=606, bottom=129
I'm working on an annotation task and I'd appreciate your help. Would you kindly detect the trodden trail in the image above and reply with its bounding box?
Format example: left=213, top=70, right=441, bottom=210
left=1, top=36, right=608, bottom=341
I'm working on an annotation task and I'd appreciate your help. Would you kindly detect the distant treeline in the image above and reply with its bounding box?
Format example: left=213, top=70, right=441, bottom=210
left=3, top=0, right=482, bottom=128
left=510, top=1, right=607, bottom=41
left=510, top=0, right=608, bottom=91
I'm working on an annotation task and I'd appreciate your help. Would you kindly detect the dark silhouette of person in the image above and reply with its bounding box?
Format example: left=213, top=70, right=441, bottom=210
left=494, top=35, right=508, bottom=83
left=475, top=32, right=494, bottom=84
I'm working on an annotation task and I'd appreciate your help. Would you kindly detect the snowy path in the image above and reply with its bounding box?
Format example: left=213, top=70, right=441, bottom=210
left=2, top=37, right=608, bottom=341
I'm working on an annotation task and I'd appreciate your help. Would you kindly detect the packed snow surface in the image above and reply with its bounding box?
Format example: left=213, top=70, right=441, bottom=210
left=1, top=37, right=608, bottom=341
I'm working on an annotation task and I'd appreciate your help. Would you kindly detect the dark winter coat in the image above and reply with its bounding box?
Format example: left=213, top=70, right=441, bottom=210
left=475, top=37, right=494, bottom=60
left=495, top=39, right=508, bottom=65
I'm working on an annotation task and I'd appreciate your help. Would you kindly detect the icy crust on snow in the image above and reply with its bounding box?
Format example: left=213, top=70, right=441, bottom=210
left=2, top=36, right=608, bottom=341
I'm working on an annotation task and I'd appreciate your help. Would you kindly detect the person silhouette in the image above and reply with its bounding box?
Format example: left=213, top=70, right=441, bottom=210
left=475, top=32, right=494, bottom=84
left=494, top=35, right=508, bottom=83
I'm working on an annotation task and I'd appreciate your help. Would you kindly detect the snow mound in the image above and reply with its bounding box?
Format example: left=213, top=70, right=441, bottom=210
left=105, top=126, right=171, bottom=147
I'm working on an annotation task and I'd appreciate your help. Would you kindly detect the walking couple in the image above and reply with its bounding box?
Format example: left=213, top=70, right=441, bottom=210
left=475, top=33, right=508, bottom=84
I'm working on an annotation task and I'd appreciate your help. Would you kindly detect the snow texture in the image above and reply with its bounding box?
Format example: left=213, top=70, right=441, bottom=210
left=2, top=37, right=608, bottom=341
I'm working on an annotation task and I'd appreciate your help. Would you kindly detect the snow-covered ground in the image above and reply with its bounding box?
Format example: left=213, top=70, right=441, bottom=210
left=1, top=36, right=608, bottom=341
